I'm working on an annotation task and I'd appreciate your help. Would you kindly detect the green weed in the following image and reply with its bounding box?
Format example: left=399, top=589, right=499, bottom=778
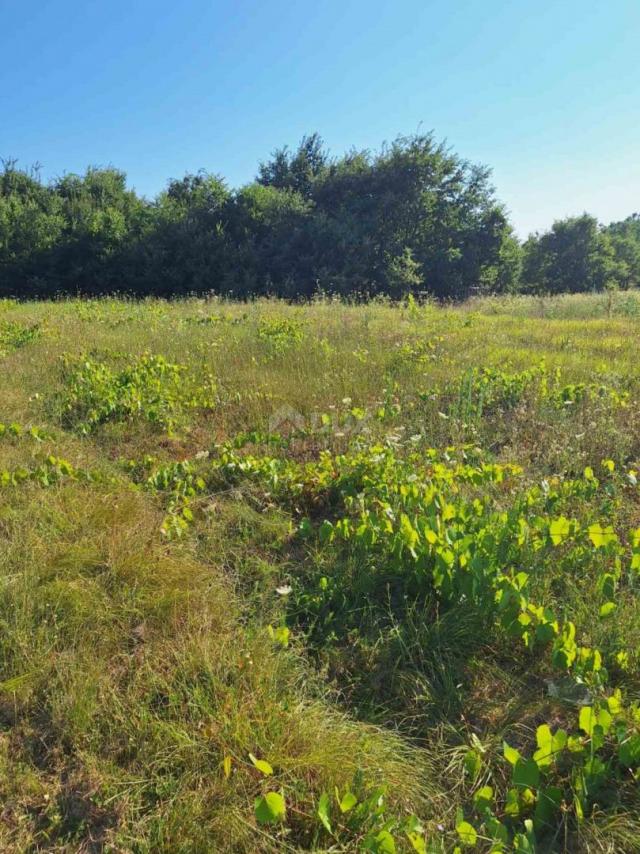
left=1, top=294, right=640, bottom=851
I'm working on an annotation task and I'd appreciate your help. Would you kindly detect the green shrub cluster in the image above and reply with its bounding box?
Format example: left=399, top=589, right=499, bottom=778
left=3, top=137, right=639, bottom=300
left=58, top=353, right=216, bottom=434
left=0, top=135, right=516, bottom=299
left=123, top=437, right=640, bottom=850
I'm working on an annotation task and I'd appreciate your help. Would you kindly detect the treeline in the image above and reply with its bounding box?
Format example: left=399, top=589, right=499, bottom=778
left=0, top=133, right=638, bottom=299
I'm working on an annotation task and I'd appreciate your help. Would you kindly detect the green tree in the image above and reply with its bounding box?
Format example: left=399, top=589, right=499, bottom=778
left=225, top=183, right=316, bottom=297
left=0, top=162, right=65, bottom=294
left=521, top=214, right=626, bottom=294
left=605, top=214, right=640, bottom=288
left=311, top=134, right=518, bottom=297
left=258, top=133, right=329, bottom=199
left=139, top=172, right=230, bottom=295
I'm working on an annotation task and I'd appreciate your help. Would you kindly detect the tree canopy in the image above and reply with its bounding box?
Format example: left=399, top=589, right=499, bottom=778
left=0, top=137, right=638, bottom=299
left=520, top=214, right=631, bottom=295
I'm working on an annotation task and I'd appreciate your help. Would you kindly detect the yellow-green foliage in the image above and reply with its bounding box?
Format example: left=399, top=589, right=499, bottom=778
left=1, top=293, right=640, bottom=852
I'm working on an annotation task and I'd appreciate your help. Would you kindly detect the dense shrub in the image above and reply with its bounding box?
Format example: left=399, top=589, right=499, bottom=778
left=1, top=139, right=638, bottom=299
left=0, top=136, right=519, bottom=299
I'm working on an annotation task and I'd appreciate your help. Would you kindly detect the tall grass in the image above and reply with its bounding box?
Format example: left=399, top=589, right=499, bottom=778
left=0, top=293, right=639, bottom=851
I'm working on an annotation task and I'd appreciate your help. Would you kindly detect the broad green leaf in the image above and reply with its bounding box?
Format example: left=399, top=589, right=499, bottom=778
left=534, top=785, right=562, bottom=831
left=535, top=620, right=558, bottom=643
left=597, top=708, right=612, bottom=734
left=486, top=817, right=509, bottom=845
left=579, top=706, right=612, bottom=738
left=513, top=832, right=535, bottom=853
left=599, top=573, right=616, bottom=600
left=463, top=748, right=482, bottom=779
left=567, top=734, right=584, bottom=754
left=268, top=624, right=290, bottom=646
left=533, top=724, right=566, bottom=767
left=249, top=753, right=273, bottom=776
left=618, top=734, right=640, bottom=768
left=579, top=706, right=595, bottom=736
left=339, top=791, right=358, bottom=813
left=587, top=523, right=617, bottom=548
left=513, top=758, right=540, bottom=790
left=520, top=787, right=536, bottom=809
left=317, top=792, right=332, bottom=833
left=319, top=520, right=334, bottom=542
left=554, top=729, right=567, bottom=751
left=373, top=830, right=396, bottom=853
left=505, top=788, right=520, bottom=817
left=549, top=516, right=571, bottom=545
left=254, top=791, right=286, bottom=824
left=222, top=755, right=232, bottom=778
left=552, top=621, right=577, bottom=669
left=599, top=601, right=617, bottom=618
left=503, top=742, right=521, bottom=766
left=607, top=689, right=622, bottom=715
left=472, top=785, right=493, bottom=813
left=399, top=512, right=419, bottom=556
left=616, top=650, right=629, bottom=669
left=533, top=725, right=553, bottom=768
left=456, top=821, right=477, bottom=846
left=407, top=831, right=427, bottom=853
left=536, top=724, right=553, bottom=750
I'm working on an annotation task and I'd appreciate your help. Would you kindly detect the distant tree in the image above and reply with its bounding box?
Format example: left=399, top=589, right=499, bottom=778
left=257, top=133, right=329, bottom=199
left=605, top=213, right=640, bottom=288
left=0, top=162, right=65, bottom=294
left=310, top=134, right=518, bottom=297
left=2, top=139, right=637, bottom=301
left=225, top=183, right=316, bottom=296
left=139, top=172, right=231, bottom=295
left=478, top=225, right=522, bottom=293
left=521, top=214, right=627, bottom=294
left=385, top=247, right=424, bottom=297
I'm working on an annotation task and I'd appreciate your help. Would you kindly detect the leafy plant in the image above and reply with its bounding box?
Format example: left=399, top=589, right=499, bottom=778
left=257, top=316, right=305, bottom=355
left=0, top=320, right=41, bottom=355
left=58, top=353, right=216, bottom=434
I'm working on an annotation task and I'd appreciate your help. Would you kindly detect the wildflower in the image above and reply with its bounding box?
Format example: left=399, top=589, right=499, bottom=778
left=276, top=585, right=292, bottom=596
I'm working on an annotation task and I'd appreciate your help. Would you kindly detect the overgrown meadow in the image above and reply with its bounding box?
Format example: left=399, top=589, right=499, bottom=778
left=1, top=292, right=640, bottom=852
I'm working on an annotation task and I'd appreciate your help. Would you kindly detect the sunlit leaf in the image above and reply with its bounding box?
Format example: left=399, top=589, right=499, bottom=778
left=254, top=791, right=286, bottom=824
left=249, top=753, right=273, bottom=776
left=317, top=792, right=332, bottom=833
left=456, top=821, right=477, bottom=847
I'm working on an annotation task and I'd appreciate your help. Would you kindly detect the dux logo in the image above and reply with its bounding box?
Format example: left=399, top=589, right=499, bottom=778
left=268, top=405, right=306, bottom=433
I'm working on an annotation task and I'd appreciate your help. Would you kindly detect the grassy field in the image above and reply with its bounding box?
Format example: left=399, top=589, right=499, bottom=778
left=1, top=292, right=640, bottom=852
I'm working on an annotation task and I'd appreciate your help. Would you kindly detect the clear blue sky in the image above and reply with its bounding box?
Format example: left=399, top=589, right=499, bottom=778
left=2, top=0, right=639, bottom=237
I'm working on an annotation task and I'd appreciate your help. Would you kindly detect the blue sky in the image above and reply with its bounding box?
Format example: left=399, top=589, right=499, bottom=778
left=1, top=0, right=638, bottom=236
